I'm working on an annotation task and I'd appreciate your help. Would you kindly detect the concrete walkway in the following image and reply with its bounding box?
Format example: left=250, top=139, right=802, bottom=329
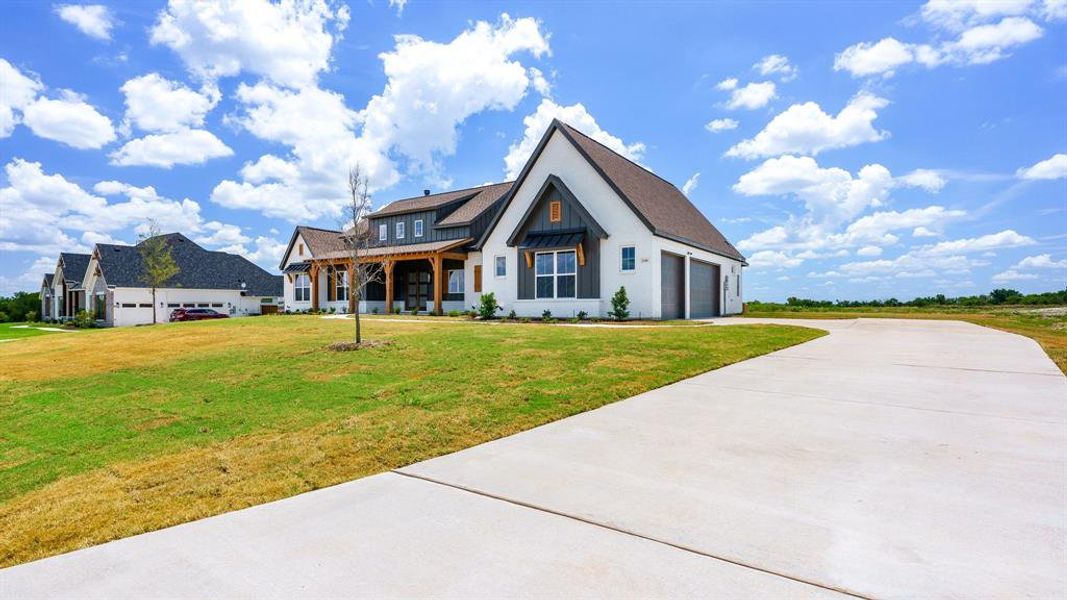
left=2, top=318, right=1064, bottom=598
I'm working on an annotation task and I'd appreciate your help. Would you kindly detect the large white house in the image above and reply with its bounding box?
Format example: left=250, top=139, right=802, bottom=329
left=43, top=233, right=282, bottom=326
left=279, top=120, right=746, bottom=319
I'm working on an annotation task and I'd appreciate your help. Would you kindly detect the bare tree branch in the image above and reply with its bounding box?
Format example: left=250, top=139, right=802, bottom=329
left=340, top=165, right=385, bottom=344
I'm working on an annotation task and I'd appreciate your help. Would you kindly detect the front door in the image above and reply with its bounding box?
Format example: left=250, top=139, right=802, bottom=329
left=406, top=270, right=430, bottom=311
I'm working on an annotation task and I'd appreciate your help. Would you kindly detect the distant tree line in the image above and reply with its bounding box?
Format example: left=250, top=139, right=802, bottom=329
left=752, top=288, right=1067, bottom=309
left=0, top=291, right=40, bottom=322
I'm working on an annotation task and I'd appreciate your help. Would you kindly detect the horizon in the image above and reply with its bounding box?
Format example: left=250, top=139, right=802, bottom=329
left=1, top=1, right=1065, bottom=301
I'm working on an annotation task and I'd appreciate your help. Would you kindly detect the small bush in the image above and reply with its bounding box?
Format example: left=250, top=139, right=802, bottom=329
left=393, top=306, right=401, bottom=315
left=0, top=311, right=8, bottom=322
left=410, top=307, right=419, bottom=316
left=328, top=307, right=336, bottom=314
left=541, top=309, right=552, bottom=320
left=507, top=309, right=517, bottom=320
left=520, top=317, right=531, bottom=323
left=448, top=309, right=461, bottom=317
left=71, top=310, right=96, bottom=328
left=609, top=286, right=630, bottom=321
left=576, top=310, right=588, bottom=320
left=478, top=292, right=502, bottom=320
left=26, top=310, right=38, bottom=323
left=371, top=307, right=379, bottom=314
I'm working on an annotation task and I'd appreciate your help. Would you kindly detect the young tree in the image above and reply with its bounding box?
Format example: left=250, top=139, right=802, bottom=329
left=341, top=165, right=385, bottom=344
left=138, top=220, right=180, bottom=324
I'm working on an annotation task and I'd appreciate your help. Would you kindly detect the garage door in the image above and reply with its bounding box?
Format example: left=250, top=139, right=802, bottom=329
left=689, top=259, right=721, bottom=319
left=660, top=252, right=685, bottom=319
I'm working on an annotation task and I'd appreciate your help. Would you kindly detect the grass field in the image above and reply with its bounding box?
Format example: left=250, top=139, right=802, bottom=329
left=0, top=315, right=821, bottom=567
left=0, top=322, right=74, bottom=340
left=741, top=305, right=1067, bottom=373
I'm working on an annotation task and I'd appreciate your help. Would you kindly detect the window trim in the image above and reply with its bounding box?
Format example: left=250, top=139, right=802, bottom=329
left=335, top=267, right=349, bottom=302
left=294, top=273, right=311, bottom=302
left=396, top=221, right=405, bottom=239
left=494, top=255, right=506, bottom=278
left=447, top=269, right=464, bottom=294
left=534, top=250, right=577, bottom=299
left=414, top=219, right=424, bottom=237
left=378, top=224, right=387, bottom=241
left=620, top=245, right=636, bottom=273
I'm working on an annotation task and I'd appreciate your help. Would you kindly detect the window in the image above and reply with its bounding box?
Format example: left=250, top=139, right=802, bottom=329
left=620, top=246, right=636, bottom=271
left=167, top=303, right=180, bottom=308
left=414, top=219, right=424, bottom=237
left=335, top=268, right=349, bottom=301
left=448, top=270, right=464, bottom=294
left=211, top=303, right=224, bottom=308
left=396, top=221, right=405, bottom=239
left=295, top=274, right=311, bottom=302
left=495, top=255, right=506, bottom=277
left=378, top=224, right=387, bottom=241
left=535, top=250, right=576, bottom=299
left=549, top=200, right=562, bottom=223
left=121, top=303, right=136, bottom=308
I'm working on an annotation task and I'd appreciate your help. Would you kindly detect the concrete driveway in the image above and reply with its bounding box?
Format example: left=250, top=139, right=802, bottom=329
left=2, top=318, right=1064, bottom=598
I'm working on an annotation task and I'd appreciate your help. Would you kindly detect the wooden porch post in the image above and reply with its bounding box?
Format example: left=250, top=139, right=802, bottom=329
left=384, top=260, right=394, bottom=314
left=432, top=253, right=443, bottom=316
left=348, top=260, right=356, bottom=314
left=310, top=264, right=320, bottom=311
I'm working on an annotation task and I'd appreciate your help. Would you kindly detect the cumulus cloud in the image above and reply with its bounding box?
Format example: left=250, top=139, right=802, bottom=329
left=715, top=78, right=738, bottom=91
left=0, top=59, right=41, bottom=138
left=109, top=129, right=234, bottom=168
left=150, top=0, right=350, bottom=89
left=55, top=4, right=116, bottom=40
left=897, top=168, right=947, bottom=192
left=724, top=81, right=777, bottom=110
left=748, top=250, right=803, bottom=268
left=705, top=118, right=739, bottom=133
left=21, top=90, right=116, bottom=149
left=726, top=93, right=889, bottom=159
left=753, top=54, right=797, bottom=80
left=1015, top=253, right=1067, bottom=269
left=682, top=173, right=700, bottom=196
left=120, top=73, right=219, bottom=132
left=503, top=98, right=644, bottom=180
left=1016, top=153, right=1067, bottom=179
left=919, top=230, right=1036, bottom=256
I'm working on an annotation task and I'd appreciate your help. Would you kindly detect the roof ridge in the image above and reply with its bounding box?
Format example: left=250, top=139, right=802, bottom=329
left=556, top=120, right=681, bottom=191
left=383, top=180, right=513, bottom=205
left=297, top=225, right=343, bottom=234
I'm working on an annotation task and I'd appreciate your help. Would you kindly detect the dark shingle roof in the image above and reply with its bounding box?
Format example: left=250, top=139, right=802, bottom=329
left=436, top=181, right=513, bottom=226
left=43, top=273, right=54, bottom=286
left=373, top=183, right=503, bottom=218
left=296, top=226, right=346, bottom=255
left=96, top=233, right=282, bottom=296
left=557, top=122, right=745, bottom=262
left=59, top=252, right=91, bottom=286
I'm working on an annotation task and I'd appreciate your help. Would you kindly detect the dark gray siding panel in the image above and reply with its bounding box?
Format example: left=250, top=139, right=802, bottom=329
left=660, top=252, right=685, bottom=319
left=689, top=259, right=720, bottom=318
left=369, top=209, right=468, bottom=247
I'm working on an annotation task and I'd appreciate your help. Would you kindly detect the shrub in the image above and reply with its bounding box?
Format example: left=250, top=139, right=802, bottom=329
left=520, top=317, right=531, bottom=323
left=410, top=307, right=419, bottom=316
left=541, top=309, right=552, bottom=320
left=507, top=309, right=517, bottom=320
left=71, top=309, right=96, bottom=328
left=371, top=307, right=379, bottom=314
left=609, top=286, right=630, bottom=321
left=0, top=311, right=8, bottom=322
left=576, top=310, right=588, bottom=320
left=393, top=306, right=401, bottom=315
left=478, top=292, right=502, bottom=320
left=26, top=310, right=38, bottom=323
left=448, top=309, right=461, bottom=317
left=328, top=307, right=336, bottom=314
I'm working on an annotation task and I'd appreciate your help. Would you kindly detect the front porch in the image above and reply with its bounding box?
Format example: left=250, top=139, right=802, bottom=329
left=288, top=239, right=471, bottom=316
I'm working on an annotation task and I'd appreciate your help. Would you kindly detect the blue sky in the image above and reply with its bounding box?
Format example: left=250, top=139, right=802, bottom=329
left=1, top=0, right=1064, bottom=300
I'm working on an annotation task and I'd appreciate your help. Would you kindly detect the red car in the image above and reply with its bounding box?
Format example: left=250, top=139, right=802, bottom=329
left=170, top=308, right=230, bottom=322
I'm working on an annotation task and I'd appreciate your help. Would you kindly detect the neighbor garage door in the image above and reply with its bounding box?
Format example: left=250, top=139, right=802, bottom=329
left=689, top=259, right=720, bottom=318
left=660, top=252, right=685, bottom=319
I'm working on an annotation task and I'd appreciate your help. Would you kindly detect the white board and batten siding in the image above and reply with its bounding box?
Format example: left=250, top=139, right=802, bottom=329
left=477, top=128, right=744, bottom=319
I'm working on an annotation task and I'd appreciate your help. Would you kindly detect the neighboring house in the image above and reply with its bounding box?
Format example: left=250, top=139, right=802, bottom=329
left=47, top=252, right=91, bottom=320
left=279, top=119, right=746, bottom=319
left=46, top=233, right=282, bottom=327
left=39, top=273, right=54, bottom=320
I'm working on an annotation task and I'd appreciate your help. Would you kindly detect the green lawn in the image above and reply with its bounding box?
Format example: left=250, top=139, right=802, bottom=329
left=0, top=321, right=73, bottom=340
left=741, top=305, right=1067, bottom=373
left=0, top=315, right=822, bottom=566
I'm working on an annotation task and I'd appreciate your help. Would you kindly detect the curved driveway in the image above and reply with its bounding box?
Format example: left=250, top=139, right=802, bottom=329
left=3, top=318, right=1064, bottom=598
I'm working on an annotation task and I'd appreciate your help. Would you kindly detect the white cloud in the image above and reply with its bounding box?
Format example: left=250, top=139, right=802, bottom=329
left=0, top=59, right=41, bottom=138
left=682, top=173, right=700, bottom=196
left=388, top=0, right=408, bottom=16
left=913, top=226, right=940, bottom=237
left=120, top=73, right=219, bottom=132
left=834, top=38, right=938, bottom=78
left=919, top=230, right=1036, bottom=256
left=55, top=4, right=116, bottom=41
left=0, top=255, right=59, bottom=296
left=1015, top=254, right=1067, bottom=269
left=150, top=0, right=350, bottom=89
left=942, top=16, right=1044, bottom=64
left=110, top=128, right=234, bottom=168
left=705, top=118, right=739, bottom=133
left=504, top=98, right=644, bottom=180
left=753, top=54, right=797, bottom=80
left=21, top=90, right=116, bottom=149
left=715, top=78, right=738, bottom=91
left=724, top=81, right=777, bottom=110
left=857, top=245, right=883, bottom=256
left=748, top=250, right=803, bottom=268
left=726, top=93, right=889, bottom=159
left=219, top=235, right=288, bottom=270
left=1017, top=153, right=1067, bottom=180
left=194, top=222, right=249, bottom=247
left=898, top=168, right=946, bottom=192
left=991, top=269, right=1038, bottom=282
left=921, top=0, right=1035, bottom=31
left=841, top=206, right=966, bottom=246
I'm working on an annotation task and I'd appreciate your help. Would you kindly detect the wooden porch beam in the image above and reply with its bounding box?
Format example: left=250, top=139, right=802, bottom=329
left=310, top=265, right=320, bottom=311
left=432, top=253, right=443, bottom=316
left=384, top=260, right=395, bottom=314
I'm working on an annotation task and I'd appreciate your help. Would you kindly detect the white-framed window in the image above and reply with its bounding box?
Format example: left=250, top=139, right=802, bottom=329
left=294, top=274, right=311, bottom=302
left=396, top=221, right=405, bottom=239
left=535, top=250, right=576, bottom=299
left=414, top=219, right=424, bottom=237
left=335, top=268, right=349, bottom=302
left=620, top=245, right=636, bottom=272
left=378, top=224, right=387, bottom=241
left=448, top=269, right=464, bottom=294
left=495, top=255, right=506, bottom=277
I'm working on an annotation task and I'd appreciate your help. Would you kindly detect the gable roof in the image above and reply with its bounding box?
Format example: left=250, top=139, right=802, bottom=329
left=59, top=253, right=91, bottom=286
left=435, top=181, right=513, bottom=227
left=278, top=226, right=346, bottom=269
left=372, top=184, right=487, bottom=218
left=477, top=119, right=745, bottom=263
left=95, top=233, right=282, bottom=296
left=42, top=273, right=54, bottom=288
